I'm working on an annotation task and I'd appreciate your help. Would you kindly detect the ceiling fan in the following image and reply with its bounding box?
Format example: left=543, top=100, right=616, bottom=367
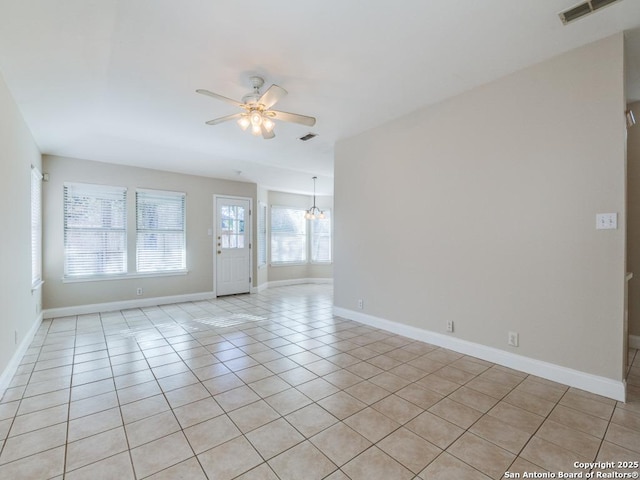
left=196, top=76, right=316, bottom=140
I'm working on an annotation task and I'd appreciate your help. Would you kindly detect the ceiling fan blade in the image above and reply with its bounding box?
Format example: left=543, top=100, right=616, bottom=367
left=270, top=110, right=316, bottom=127
left=258, top=85, right=287, bottom=109
left=261, top=124, right=275, bottom=139
left=205, top=113, right=242, bottom=125
left=196, top=89, right=244, bottom=108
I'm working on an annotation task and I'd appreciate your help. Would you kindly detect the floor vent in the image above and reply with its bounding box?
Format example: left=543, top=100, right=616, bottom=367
left=559, top=0, right=622, bottom=25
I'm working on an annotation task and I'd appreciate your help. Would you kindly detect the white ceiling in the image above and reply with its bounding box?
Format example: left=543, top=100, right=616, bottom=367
left=1, top=0, right=639, bottom=196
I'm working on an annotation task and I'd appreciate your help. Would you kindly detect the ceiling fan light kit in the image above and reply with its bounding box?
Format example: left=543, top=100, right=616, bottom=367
left=197, top=75, right=316, bottom=140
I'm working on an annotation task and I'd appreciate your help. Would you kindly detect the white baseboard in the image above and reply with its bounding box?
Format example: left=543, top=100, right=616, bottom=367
left=266, top=278, right=333, bottom=289
left=333, top=307, right=626, bottom=402
left=630, top=335, right=640, bottom=350
left=43, top=291, right=215, bottom=319
left=0, top=312, right=43, bottom=400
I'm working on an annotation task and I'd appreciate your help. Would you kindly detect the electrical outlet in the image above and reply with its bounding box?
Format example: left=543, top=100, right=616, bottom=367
left=446, top=320, right=454, bottom=333
left=357, top=299, right=364, bottom=309
left=136, top=288, right=143, bottom=296
left=508, top=331, right=519, bottom=347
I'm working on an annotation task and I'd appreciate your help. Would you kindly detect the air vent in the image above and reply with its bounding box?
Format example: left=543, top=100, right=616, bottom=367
left=299, top=132, right=318, bottom=142
left=559, top=0, right=622, bottom=24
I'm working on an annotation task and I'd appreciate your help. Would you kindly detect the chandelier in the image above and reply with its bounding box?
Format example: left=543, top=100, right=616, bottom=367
left=304, top=177, right=325, bottom=220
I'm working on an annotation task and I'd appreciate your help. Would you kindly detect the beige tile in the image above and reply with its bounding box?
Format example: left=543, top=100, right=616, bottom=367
left=433, top=365, right=477, bottom=385
left=114, top=369, right=155, bottom=389
left=70, top=378, right=115, bottom=402
left=65, top=426, right=128, bottom=472
left=0, top=445, right=65, bottom=480
left=70, top=391, right=119, bottom=420
left=465, top=377, right=514, bottom=399
left=199, top=436, right=263, bottom=480
left=235, top=364, right=273, bottom=383
left=235, top=462, right=280, bottom=480
left=343, top=380, right=390, bottom=405
left=116, top=380, right=162, bottom=405
left=548, top=404, right=609, bottom=438
left=286, top=403, right=339, bottom=437
left=478, top=368, right=524, bottom=388
left=277, top=366, right=318, bottom=386
left=407, top=356, right=446, bottom=374
left=184, top=414, right=241, bottom=454
left=377, top=427, right=441, bottom=474
left=323, top=369, right=365, bottom=389
left=419, top=451, right=491, bottom=480
left=388, top=364, right=427, bottom=382
left=310, top=422, right=372, bottom=466
left=406, top=411, right=464, bottom=449
left=0, top=401, right=19, bottom=421
left=65, top=451, right=134, bottom=480
left=346, top=361, right=384, bottom=379
left=342, top=446, right=413, bottom=480
left=521, top=436, right=590, bottom=472
left=227, top=399, right=279, bottom=433
left=68, top=407, right=123, bottom=442
left=246, top=418, right=304, bottom=459
left=306, top=359, right=341, bottom=375
left=515, top=377, right=567, bottom=402
left=469, top=415, right=531, bottom=454
left=268, top=440, right=337, bottom=480
left=371, top=394, right=423, bottom=425
left=504, top=457, right=545, bottom=478
left=611, top=406, right=640, bottom=432
left=596, top=440, right=640, bottom=463
left=296, top=378, right=340, bottom=401
left=487, top=401, right=545, bottom=434
left=560, top=391, right=615, bottom=420
left=448, top=386, right=499, bottom=413
left=202, top=373, right=244, bottom=395
left=249, top=375, right=290, bottom=397
left=537, top=419, right=601, bottom=457
left=9, top=403, right=68, bottom=436
left=448, top=432, right=515, bottom=479
left=451, top=357, right=492, bottom=375
left=318, top=391, right=367, bottom=420
left=120, top=394, right=170, bottom=424
left=344, top=407, right=400, bottom=442
left=215, top=385, right=261, bottom=411
left=125, top=410, right=181, bottom=448
left=0, top=423, right=67, bottom=465
left=428, top=397, right=483, bottom=429
left=130, top=431, right=194, bottom=478
left=415, top=373, right=460, bottom=396
left=145, top=456, right=208, bottom=480
left=503, top=388, right=556, bottom=416
left=605, top=423, right=640, bottom=453
left=264, top=387, right=312, bottom=415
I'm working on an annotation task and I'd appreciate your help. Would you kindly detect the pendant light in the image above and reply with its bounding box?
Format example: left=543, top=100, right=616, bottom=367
left=304, top=177, right=325, bottom=220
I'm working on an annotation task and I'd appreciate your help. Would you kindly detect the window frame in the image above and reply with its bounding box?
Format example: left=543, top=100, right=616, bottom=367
left=135, top=188, right=187, bottom=274
left=310, top=208, right=332, bottom=264
left=63, top=182, right=128, bottom=279
left=257, top=201, right=267, bottom=268
left=31, top=166, right=43, bottom=288
left=270, top=205, right=308, bottom=265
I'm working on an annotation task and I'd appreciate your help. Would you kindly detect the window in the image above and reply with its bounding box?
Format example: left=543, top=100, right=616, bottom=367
left=257, top=202, right=267, bottom=267
left=311, top=209, right=332, bottom=263
left=136, top=189, right=186, bottom=273
left=271, top=206, right=307, bottom=264
left=64, top=183, right=127, bottom=277
left=31, top=166, right=42, bottom=286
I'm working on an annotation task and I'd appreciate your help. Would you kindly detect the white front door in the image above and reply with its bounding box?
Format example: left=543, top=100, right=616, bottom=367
left=215, top=196, right=251, bottom=296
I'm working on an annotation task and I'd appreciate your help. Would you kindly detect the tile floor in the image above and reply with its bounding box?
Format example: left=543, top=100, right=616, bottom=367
left=0, top=284, right=638, bottom=479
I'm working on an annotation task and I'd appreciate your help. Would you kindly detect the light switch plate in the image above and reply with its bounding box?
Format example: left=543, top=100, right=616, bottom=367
left=596, top=213, right=617, bottom=230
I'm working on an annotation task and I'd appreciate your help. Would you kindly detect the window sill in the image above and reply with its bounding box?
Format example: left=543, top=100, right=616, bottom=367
left=62, top=270, right=188, bottom=283
left=270, top=262, right=307, bottom=267
left=31, top=279, right=44, bottom=292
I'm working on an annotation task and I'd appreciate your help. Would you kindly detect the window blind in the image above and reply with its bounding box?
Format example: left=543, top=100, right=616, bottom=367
left=136, top=189, right=186, bottom=273
left=64, top=183, right=127, bottom=277
left=311, top=209, right=332, bottom=263
left=257, top=202, right=267, bottom=267
left=31, top=167, right=42, bottom=285
left=271, top=206, right=307, bottom=264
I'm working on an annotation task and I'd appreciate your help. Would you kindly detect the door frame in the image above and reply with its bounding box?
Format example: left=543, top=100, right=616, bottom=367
left=213, top=194, right=253, bottom=297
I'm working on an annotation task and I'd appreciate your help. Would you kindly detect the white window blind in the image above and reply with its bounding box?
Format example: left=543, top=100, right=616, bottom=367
left=311, top=209, right=332, bottom=263
left=136, top=189, right=186, bottom=273
left=257, top=202, right=267, bottom=267
left=31, top=167, right=42, bottom=286
left=271, top=206, right=307, bottom=264
left=64, top=183, right=127, bottom=277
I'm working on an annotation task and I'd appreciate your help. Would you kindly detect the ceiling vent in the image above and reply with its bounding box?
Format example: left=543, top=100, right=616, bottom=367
left=559, top=0, right=622, bottom=24
left=299, top=132, right=318, bottom=142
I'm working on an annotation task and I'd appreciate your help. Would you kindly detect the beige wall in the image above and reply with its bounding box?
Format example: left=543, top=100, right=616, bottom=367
left=0, top=73, right=42, bottom=381
left=628, top=100, right=640, bottom=338
left=42, top=155, right=257, bottom=309
left=268, top=190, right=333, bottom=282
left=335, top=35, right=626, bottom=381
